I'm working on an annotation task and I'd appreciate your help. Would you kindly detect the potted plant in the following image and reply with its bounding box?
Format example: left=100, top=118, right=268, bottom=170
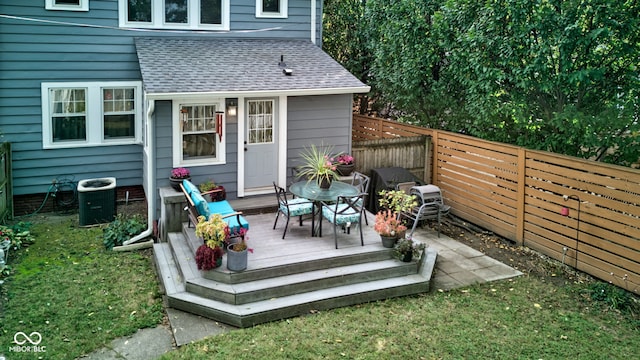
left=198, top=179, right=226, bottom=202
left=335, top=154, right=355, bottom=176
left=297, top=143, right=339, bottom=189
left=374, top=190, right=417, bottom=247
left=226, top=228, right=252, bottom=272
left=194, top=214, right=227, bottom=270
left=374, top=209, right=408, bottom=248
left=394, top=237, right=426, bottom=262
left=169, top=167, right=191, bottom=191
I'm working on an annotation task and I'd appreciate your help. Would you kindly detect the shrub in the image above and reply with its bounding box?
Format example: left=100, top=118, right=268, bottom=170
left=102, top=213, right=147, bottom=250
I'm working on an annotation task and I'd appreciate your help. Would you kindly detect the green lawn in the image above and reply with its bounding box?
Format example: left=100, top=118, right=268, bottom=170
left=0, top=217, right=164, bottom=359
left=160, top=276, right=638, bottom=359
left=1, top=215, right=638, bottom=360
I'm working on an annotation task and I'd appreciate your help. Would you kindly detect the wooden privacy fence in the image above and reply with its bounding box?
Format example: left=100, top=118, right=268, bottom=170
left=351, top=136, right=432, bottom=183
left=353, top=114, right=640, bottom=293
left=0, top=142, right=12, bottom=223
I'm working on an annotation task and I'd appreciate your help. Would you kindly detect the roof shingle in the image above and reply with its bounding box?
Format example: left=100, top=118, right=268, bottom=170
left=135, top=38, right=368, bottom=94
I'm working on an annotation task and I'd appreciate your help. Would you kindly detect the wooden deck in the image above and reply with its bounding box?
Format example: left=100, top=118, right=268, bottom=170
left=153, top=208, right=438, bottom=328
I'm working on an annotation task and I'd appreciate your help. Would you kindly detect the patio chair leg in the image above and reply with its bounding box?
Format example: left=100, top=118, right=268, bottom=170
left=334, top=222, right=339, bottom=249
left=282, top=214, right=290, bottom=239
left=273, top=212, right=279, bottom=230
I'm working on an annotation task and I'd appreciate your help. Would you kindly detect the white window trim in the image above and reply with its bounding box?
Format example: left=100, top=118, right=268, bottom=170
left=255, top=0, right=288, bottom=19
left=119, top=0, right=230, bottom=31
left=172, top=98, right=226, bottom=167
left=41, top=81, right=143, bottom=149
left=46, top=0, right=89, bottom=11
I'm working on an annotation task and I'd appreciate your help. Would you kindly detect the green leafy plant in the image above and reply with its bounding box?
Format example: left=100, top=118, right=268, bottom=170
left=297, top=143, right=340, bottom=184
left=586, top=281, right=638, bottom=313
left=394, top=237, right=426, bottom=259
left=378, top=189, right=417, bottom=214
left=1, top=222, right=36, bottom=250
left=198, top=179, right=218, bottom=192
left=102, top=213, right=147, bottom=250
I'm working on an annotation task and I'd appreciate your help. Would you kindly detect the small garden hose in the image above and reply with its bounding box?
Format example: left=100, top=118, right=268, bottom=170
left=23, top=176, right=77, bottom=216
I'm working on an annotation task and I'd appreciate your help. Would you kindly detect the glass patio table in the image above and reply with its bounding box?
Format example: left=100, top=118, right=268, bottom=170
left=289, top=180, right=359, bottom=237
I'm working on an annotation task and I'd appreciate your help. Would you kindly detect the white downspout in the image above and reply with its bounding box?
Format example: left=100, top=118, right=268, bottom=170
left=121, top=99, right=155, bottom=247
left=311, top=0, right=316, bottom=44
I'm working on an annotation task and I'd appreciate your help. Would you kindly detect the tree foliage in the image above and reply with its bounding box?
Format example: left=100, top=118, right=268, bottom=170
left=324, top=0, right=640, bottom=166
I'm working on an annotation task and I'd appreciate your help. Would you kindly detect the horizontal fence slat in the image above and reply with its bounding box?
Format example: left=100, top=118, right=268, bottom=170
left=353, top=115, right=640, bottom=292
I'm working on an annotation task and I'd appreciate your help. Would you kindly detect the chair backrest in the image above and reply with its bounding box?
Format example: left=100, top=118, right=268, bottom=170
left=410, top=185, right=444, bottom=206
left=395, top=181, right=416, bottom=194
left=351, top=172, right=370, bottom=194
left=273, top=182, right=289, bottom=206
left=332, top=194, right=366, bottom=217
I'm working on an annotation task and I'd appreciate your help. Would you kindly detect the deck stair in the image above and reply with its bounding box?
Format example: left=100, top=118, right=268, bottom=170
left=153, top=212, right=437, bottom=328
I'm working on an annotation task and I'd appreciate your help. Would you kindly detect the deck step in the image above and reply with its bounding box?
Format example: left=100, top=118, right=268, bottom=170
left=179, top=225, right=397, bottom=284
left=153, top=218, right=438, bottom=328
left=168, top=268, right=432, bottom=328
left=187, top=259, right=418, bottom=304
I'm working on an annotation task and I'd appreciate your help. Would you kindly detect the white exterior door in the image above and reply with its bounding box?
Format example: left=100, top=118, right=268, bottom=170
left=244, top=99, right=278, bottom=189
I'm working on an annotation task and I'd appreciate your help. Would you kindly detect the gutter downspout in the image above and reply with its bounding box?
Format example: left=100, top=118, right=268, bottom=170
left=121, top=99, right=155, bottom=248
left=311, top=0, right=316, bottom=44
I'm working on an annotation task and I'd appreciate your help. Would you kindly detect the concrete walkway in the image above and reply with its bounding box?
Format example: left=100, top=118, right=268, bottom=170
left=81, top=223, right=522, bottom=359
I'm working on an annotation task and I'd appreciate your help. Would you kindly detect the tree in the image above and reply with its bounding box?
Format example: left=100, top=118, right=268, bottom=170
left=344, top=0, right=639, bottom=166
left=322, top=0, right=373, bottom=114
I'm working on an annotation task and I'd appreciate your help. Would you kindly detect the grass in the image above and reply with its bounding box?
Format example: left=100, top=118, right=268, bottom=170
left=160, top=276, right=638, bottom=359
left=0, top=216, right=164, bottom=359
left=1, top=214, right=638, bottom=360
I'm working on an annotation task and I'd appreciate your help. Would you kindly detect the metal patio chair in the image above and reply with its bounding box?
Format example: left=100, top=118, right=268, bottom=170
left=273, top=182, right=314, bottom=239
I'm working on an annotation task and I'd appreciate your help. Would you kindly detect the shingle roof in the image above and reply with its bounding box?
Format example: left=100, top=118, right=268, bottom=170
left=134, top=37, right=368, bottom=94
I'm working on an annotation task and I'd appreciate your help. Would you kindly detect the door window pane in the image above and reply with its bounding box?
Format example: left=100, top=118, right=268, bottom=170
left=247, top=100, right=274, bottom=144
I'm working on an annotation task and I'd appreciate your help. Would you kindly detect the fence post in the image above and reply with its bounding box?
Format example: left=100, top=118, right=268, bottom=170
left=431, top=131, right=439, bottom=185
left=515, top=147, right=526, bottom=246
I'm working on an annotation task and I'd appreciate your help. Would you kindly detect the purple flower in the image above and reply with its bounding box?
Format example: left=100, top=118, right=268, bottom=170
left=171, top=167, right=190, bottom=179
left=336, top=154, right=354, bottom=165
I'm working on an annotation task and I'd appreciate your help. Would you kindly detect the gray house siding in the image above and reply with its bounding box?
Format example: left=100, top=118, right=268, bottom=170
left=287, top=94, right=353, bottom=183
left=0, top=0, right=320, bottom=196
left=153, top=101, right=240, bottom=199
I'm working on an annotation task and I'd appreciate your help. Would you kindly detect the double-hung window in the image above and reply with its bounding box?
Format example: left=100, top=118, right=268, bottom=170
left=256, top=0, right=287, bottom=18
left=120, top=0, right=229, bottom=30
left=42, top=82, right=142, bottom=149
left=174, top=101, right=226, bottom=166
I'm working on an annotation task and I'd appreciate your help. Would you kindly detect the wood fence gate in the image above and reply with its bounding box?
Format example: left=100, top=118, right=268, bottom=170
left=0, top=142, right=12, bottom=223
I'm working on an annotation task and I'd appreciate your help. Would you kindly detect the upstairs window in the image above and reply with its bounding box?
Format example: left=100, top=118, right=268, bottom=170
left=46, top=0, right=89, bottom=11
left=256, top=0, right=287, bottom=18
left=120, top=0, right=229, bottom=30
